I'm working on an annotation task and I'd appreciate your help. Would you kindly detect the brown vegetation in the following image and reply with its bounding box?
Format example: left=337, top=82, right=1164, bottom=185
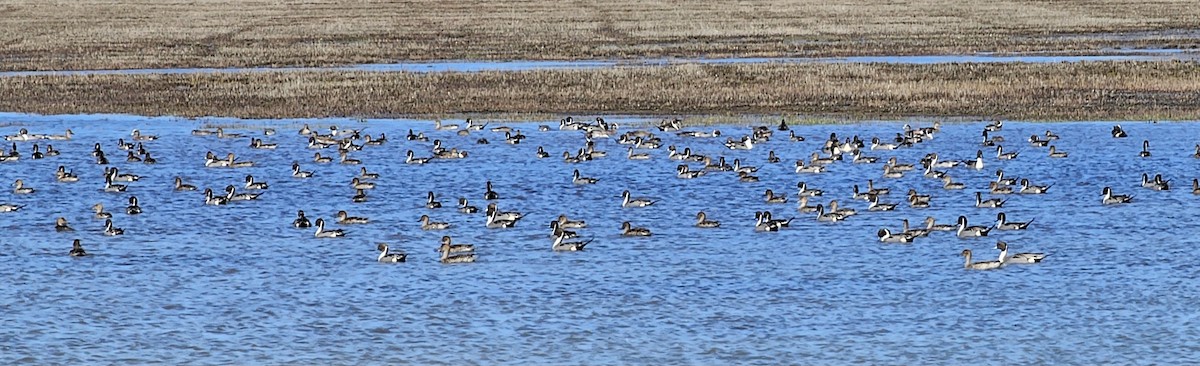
left=3, top=62, right=1198, bottom=120
left=1, top=0, right=1199, bottom=71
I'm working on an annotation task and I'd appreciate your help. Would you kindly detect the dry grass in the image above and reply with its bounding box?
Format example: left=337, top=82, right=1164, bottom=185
left=2, top=0, right=1200, bottom=71
left=2, top=62, right=1199, bottom=120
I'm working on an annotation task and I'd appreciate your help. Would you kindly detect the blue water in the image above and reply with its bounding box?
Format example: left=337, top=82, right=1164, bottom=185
left=2, top=113, right=1199, bottom=364
left=1, top=49, right=1196, bottom=77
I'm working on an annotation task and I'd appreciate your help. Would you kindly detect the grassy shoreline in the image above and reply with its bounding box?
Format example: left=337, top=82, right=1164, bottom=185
left=2, top=0, right=1199, bottom=71
left=3, top=61, right=1200, bottom=121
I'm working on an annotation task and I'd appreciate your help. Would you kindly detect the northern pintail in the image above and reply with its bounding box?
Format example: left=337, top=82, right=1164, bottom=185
left=927, top=153, right=960, bottom=169
left=103, top=175, right=127, bottom=193
left=985, top=120, right=1004, bottom=131
left=349, top=177, right=375, bottom=190
left=797, top=196, right=818, bottom=213
left=536, top=146, right=551, bottom=159
left=877, top=228, right=915, bottom=243
left=142, top=152, right=157, bottom=164
left=678, top=129, right=721, bottom=138
left=69, top=239, right=87, bottom=257
left=965, top=150, right=984, bottom=170
left=92, top=203, right=112, bottom=218
left=756, top=211, right=794, bottom=231
left=45, top=144, right=61, bottom=156
left=763, top=189, right=788, bottom=204
left=116, top=138, right=134, bottom=150
left=103, top=219, right=124, bottom=236
left=130, top=129, right=157, bottom=141
left=852, top=150, right=878, bottom=164
left=995, top=169, right=1017, bottom=186
left=406, top=150, right=432, bottom=164
left=338, top=151, right=361, bottom=165
left=676, top=164, right=705, bottom=179
left=924, top=216, right=956, bottom=231
left=203, top=188, right=228, bottom=205
left=1018, top=178, right=1050, bottom=194
left=485, top=203, right=524, bottom=222
left=1193, top=179, right=1200, bottom=195
left=988, top=181, right=1014, bottom=195
left=1140, top=173, right=1170, bottom=191
left=549, top=221, right=578, bottom=239
left=313, top=152, right=333, bottom=163
left=314, top=218, right=346, bottom=238
left=376, top=243, right=407, bottom=263
left=552, top=234, right=591, bottom=251
left=868, top=195, right=897, bottom=211
left=1047, top=145, right=1069, bottom=158
left=881, top=164, right=904, bottom=178
left=995, top=212, right=1032, bottom=230
left=620, top=221, right=652, bottom=236
left=352, top=189, right=368, bottom=203
left=555, top=214, right=587, bottom=229
left=419, top=215, right=451, bottom=230
left=1101, top=187, right=1133, bottom=204
left=439, top=241, right=477, bottom=264
left=12, top=179, right=34, bottom=194
left=406, top=129, right=429, bottom=142
left=336, top=210, right=369, bottom=224
left=996, top=145, right=1018, bottom=160
left=1044, top=130, right=1060, bottom=140
left=1028, top=134, right=1049, bottom=147
left=996, top=241, right=1048, bottom=264
left=975, top=192, right=1007, bottom=208
left=961, top=249, right=1003, bottom=270
left=363, top=134, right=387, bottom=146
left=47, top=129, right=73, bottom=141
left=1194, top=144, right=1200, bottom=158
left=809, top=152, right=836, bottom=166
left=293, top=210, right=312, bottom=228
left=1112, top=125, right=1128, bottom=138
left=981, top=130, right=1003, bottom=146
left=437, top=236, right=475, bottom=253
left=358, top=167, right=379, bottom=180
left=794, top=160, right=825, bottom=174
left=224, top=185, right=262, bottom=202
left=458, top=198, right=480, bottom=214
left=886, top=157, right=914, bottom=172
left=626, top=147, right=651, bottom=160
left=426, top=192, right=443, bottom=209
left=485, top=208, right=519, bottom=228
left=814, top=204, right=846, bottom=222
left=107, top=167, right=140, bottom=182
left=620, top=190, right=657, bottom=208
left=851, top=185, right=874, bottom=201
left=562, top=151, right=581, bottom=164
left=0, top=203, right=25, bottom=212
left=225, top=153, right=255, bottom=168
left=796, top=182, right=823, bottom=197
left=737, top=171, right=760, bottom=182
left=56, top=217, right=74, bottom=232
left=56, top=166, right=80, bottom=182
left=901, top=219, right=931, bottom=237
left=291, top=162, right=314, bottom=178
left=1139, top=140, right=1151, bottom=157
left=956, top=216, right=992, bottom=238
left=126, top=196, right=142, bottom=215
left=572, top=169, right=600, bottom=184
left=695, top=211, right=720, bottom=228
left=244, top=175, right=269, bottom=190
left=30, top=144, right=44, bottom=159
left=503, top=131, right=524, bottom=145
left=828, top=199, right=856, bottom=217
left=434, top=120, right=460, bottom=131
left=870, top=137, right=897, bottom=150
left=250, top=138, right=278, bottom=150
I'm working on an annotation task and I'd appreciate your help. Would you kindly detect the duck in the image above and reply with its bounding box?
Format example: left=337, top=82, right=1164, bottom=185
left=1047, top=145, right=1069, bottom=158
left=995, top=169, right=1017, bottom=186
left=1139, top=140, right=1151, bottom=157
left=694, top=211, right=721, bottom=228
left=996, top=241, right=1048, bottom=264
left=45, top=144, right=61, bottom=157
left=434, top=120, right=460, bottom=131
left=885, top=157, right=914, bottom=172
left=352, top=189, right=369, bottom=203
left=0, top=203, right=25, bottom=212
left=828, top=199, right=856, bottom=217
left=203, top=188, right=229, bottom=205
left=336, top=210, right=369, bottom=224
left=405, top=150, right=432, bottom=165
left=437, top=236, right=475, bottom=253
left=755, top=211, right=793, bottom=231
left=794, top=160, right=825, bottom=174
left=314, top=218, right=346, bottom=238
left=620, top=190, right=658, bottom=208
left=1018, top=178, right=1051, bottom=194
left=881, top=165, right=904, bottom=178
left=870, top=137, right=897, bottom=150
left=974, top=192, right=1007, bottom=208
left=797, top=196, right=819, bottom=213
left=549, top=221, right=579, bottom=239
left=937, top=176, right=963, bottom=190
left=901, top=219, right=931, bottom=238
left=814, top=204, right=846, bottom=222
left=30, top=144, right=45, bottom=160
left=961, top=249, right=1003, bottom=270
left=293, top=210, right=312, bottom=228
left=737, top=171, right=760, bottom=182
left=924, top=216, right=956, bottom=231
left=1194, top=144, right=1200, bottom=159
left=1101, top=187, right=1133, bottom=204
left=764, top=189, right=788, bottom=204
left=69, top=239, right=88, bottom=257
left=995, top=212, right=1032, bottom=230
left=552, top=234, right=592, bottom=251
left=996, top=145, right=1018, bottom=160
left=126, top=196, right=142, bottom=215
left=349, top=177, right=375, bottom=190
left=796, top=182, right=823, bottom=197
left=12, top=179, right=34, bottom=194
left=103, top=175, right=127, bottom=193
left=46, top=129, right=73, bottom=141
left=1112, top=125, right=1128, bottom=138
left=313, top=152, right=333, bottom=163
left=624, top=147, right=651, bottom=161
left=868, top=195, right=898, bottom=211
left=406, top=129, right=429, bottom=142
left=458, top=198, right=480, bottom=214
left=338, top=152, right=361, bottom=165
left=485, top=208, right=519, bottom=228
left=125, top=151, right=142, bottom=163
left=555, top=214, right=587, bottom=229
left=1193, top=179, right=1200, bottom=195
left=291, top=162, right=314, bottom=178
left=1028, top=134, right=1049, bottom=147
left=533, top=146, right=551, bottom=159
left=419, top=215, right=451, bottom=230
left=1140, top=173, right=1170, bottom=191
left=485, top=203, right=524, bottom=222
left=244, top=175, right=269, bottom=190
left=55, top=166, right=80, bottom=183
left=130, top=129, right=157, bottom=141
left=55, top=217, right=74, bottom=232
left=107, top=167, right=140, bottom=182
left=92, top=203, right=112, bottom=219
left=877, top=228, right=915, bottom=243
left=103, top=219, right=124, bottom=236
left=141, top=152, right=157, bottom=164
left=988, top=181, right=1014, bottom=195
left=956, top=216, right=992, bottom=238
left=203, top=151, right=229, bottom=167
left=439, top=242, right=477, bottom=264
left=224, top=185, right=261, bottom=202
left=224, top=153, right=255, bottom=168
left=620, top=221, right=652, bottom=236
left=426, top=192, right=442, bottom=209
left=376, top=243, right=407, bottom=263
left=852, top=151, right=878, bottom=164
left=767, top=150, right=782, bottom=164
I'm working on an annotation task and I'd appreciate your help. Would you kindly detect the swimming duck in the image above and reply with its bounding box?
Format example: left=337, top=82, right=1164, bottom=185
left=313, top=152, right=333, bottom=163
left=794, top=160, right=825, bottom=174
left=732, top=159, right=758, bottom=175
left=203, top=188, right=228, bottom=205
left=695, top=211, right=721, bottom=228
left=92, top=203, right=112, bottom=218
left=974, top=192, right=1007, bottom=208
left=30, top=144, right=44, bottom=159
left=764, top=150, right=780, bottom=164
left=314, top=218, right=346, bottom=238
left=763, top=189, right=788, bottom=204
left=434, top=120, right=460, bottom=131
left=900, top=219, right=931, bottom=238
left=956, top=216, right=992, bottom=238
left=107, top=167, right=140, bottom=182
left=870, top=137, right=897, bottom=150
left=1047, top=145, right=1069, bottom=158
left=437, top=236, right=475, bottom=253
left=809, top=152, right=836, bottom=166
left=244, top=175, right=268, bottom=190
left=988, top=181, right=1014, bottom=195
left=536, top=146, right=551, bottom=159
left=881, top=165, right=904, bottom=178
left=349, top=177, right=374, bottom=190
left=796, top=182, right=823, bottom=197
left=1044, top=130, right=1060, bottom=140
left=1112, top=125, right=1128, bottom=138
left=549, top=221, right=579, bottom=239
left=352, top=189, right=369, bottom=203
left=924, top=217, right=956, bottom=231
left=1018, top=178, right=1051, bottom=194
left=250, top=138, right=278, bottom=150
left=458, top=198, right=480, bottom=214
left=996, top=241, right=1047, bottom=264
left=1193, top=179, right=1200, bottom=195
left=961, top=249, right=1003, bottom=270
left=293, top=210, right=312, bottom=228
left=103, top=175, right=127, bottom=193
left=485, top=208, right=519, bottom=228
left=852, top=151, right=878, bottom=164
left=485, top=203, right=524, bottom=222
left=797, top=196, right=819, bottom=213
left=55, top=217, right=74, bottom=232
left=45, top=144, right=61, bottom=157
left=552, top=234, right=592, bottom=251
left=103, top=219, right=124, bottom=236
left=995, top=145, right=1019, bottom=160
left=405, top=129, right=429, bottom=142
left=1139, top=140, right=1151, bottom=157
left=69, top=239, right=87, bottom=257
left=439, top=242, right=477, bottom=264
left=994, top=169, right=1017, bottom=186
left=1140, top=173, right=1170, bottom=191
left=338, top=151, right=361, bottom=165
left=877, top=228, right=914, bottom=243
left=142, top=152, right=157, bottom=164
left=1101, top=187, right=1133, bottom=204
left=116, top=138, right=134, bottom=151
left=419, top=215, right=451, bottom=230
left=129, top=129, right=157, bottom=141
left=46, top=129, right=73, bottom=141
left=562, top=151, right=581, bottom=164
left=224, top=185, right=261, bottom=202
left=481, top=181, right=500, bottom=200
left=12, top=179, right=34, bottom=194
left=814, top=204, right=846, bottom=222
left=405, top=150, right=432, bottom=165
left=1028, top=134, right=1049, bottom=147
left=291, top=162, right=314, bottom=178
left=620, top=221, right=652, bottom=236
left=886, top=157, right=914, bottom=172
left=995, top=212, right=1032, bottom=230
left=737, top=171, right=760, bottom=182
left=555, top=214, right=587, bottom=229
left=676, top=164, right=705, bottom=179
left=203, top=151, right=229, bottom=167
left=755, top=211, right=794, bottom=231
left=356, top=167, right=379, bottom=180
left=126, top=196, right=142, bottom=215
left=426, top=192, right=442, bottom=209
left=828, top=199, right=856, bottom=217
left=625, top=147, right=651, bottom=161
left=621, top=190, right=657, bottom=208
left=56, top=166, right=80, bottom=182
left=868, top=195, right=897, bottom=211
left=335, top=210, right=369, bottom=224
left=0, top=203, right=24, bottom=212
left=376, top=243, right=407, bottom=263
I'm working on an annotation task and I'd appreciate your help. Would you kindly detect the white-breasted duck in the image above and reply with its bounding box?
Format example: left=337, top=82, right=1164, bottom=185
left=961, top=249, right=1002, bottom=270
left=292, top=162, right=314, bottom=178
left=620, top=190, right=657, bottom=208
left=314, top=218, right=346, bottom=238
left=69, top=239, right=88, bottom=257
left=244, top=175, right=269, bottom=190
left=996, top=241, right=1048, bottom=264
left=126, top=196, right=142, bottom=215
left=1101, top=187, right=1133, bottom=204
left=975, top=192, right=1007, bottom=208
left=103, top=219, right=124, bottom=236
left=877, top=228, right=914, bottom=243
left=377, top=243, right=407, bottom=263
left=995, top=212, right=1032, bottom=230
left=419, top=215, right=451, bottom=230
left=92, top=203, right=112, bottom=219
left=458, top=198, right=480, bottom=214
left=293, top=210, right=312, bottom=228
left=956, top=216, right=992, bottom=238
